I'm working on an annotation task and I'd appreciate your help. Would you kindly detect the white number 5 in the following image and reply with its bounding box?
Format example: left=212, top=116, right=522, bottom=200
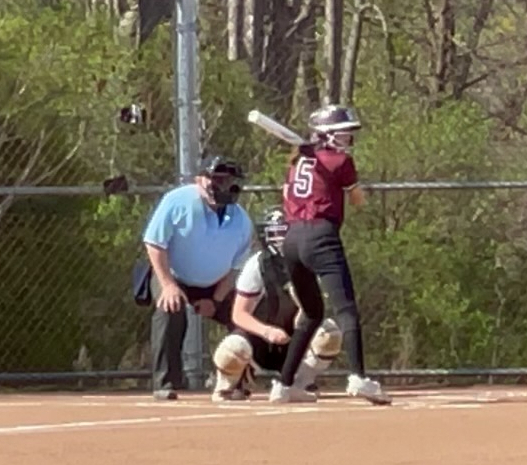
left=293, top=157, right=316, bottom=198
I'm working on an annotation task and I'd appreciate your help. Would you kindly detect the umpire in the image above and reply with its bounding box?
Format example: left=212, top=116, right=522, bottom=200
left=142, top=155, right=253, bottom=400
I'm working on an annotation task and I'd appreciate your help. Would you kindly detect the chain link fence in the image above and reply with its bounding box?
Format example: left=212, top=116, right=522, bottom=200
left=3, top=186, right=527, bottom=389
left=2, top=1, right=527, bottom=390
left=0, top=194, right=153, bottom=385
left=0, top=0, right=175, bottom=388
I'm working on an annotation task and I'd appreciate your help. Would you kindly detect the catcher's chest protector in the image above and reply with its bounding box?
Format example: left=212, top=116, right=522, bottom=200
left=255, top=250, right=298, bottom=335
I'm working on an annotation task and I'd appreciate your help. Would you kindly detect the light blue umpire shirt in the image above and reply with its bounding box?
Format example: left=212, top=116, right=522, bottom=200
left=142, top=184, right=253, bottom=288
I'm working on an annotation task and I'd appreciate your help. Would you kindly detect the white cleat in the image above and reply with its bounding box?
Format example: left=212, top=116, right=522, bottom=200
left=269, top=379, right=317, bottom=403
left=346, top=374, right=392, bottom=406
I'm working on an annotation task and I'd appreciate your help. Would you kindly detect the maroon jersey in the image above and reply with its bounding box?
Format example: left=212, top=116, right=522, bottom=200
left=283, top=149, right=358, bottom=227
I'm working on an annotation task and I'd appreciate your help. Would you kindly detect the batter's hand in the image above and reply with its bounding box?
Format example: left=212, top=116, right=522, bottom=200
left=264, top=326, right=290, bottom=345
left=194, top=299, right=217, bottom=318
left=157, top=282, right=188, bottom=313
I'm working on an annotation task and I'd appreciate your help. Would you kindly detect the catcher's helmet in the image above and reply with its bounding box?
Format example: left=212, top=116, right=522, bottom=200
left=256, top=205, right=288, bottom=256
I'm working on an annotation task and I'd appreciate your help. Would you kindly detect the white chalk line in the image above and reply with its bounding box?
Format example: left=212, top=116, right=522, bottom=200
left=0, top=400, right=491, bottom=437
left=0, top=406, right=322, bottom=436
left=1, top=389, right=526, bottom=421
left=2, top=389, right=525, bottom=404
left=0, top=400, right=316, bottom=410
left=2, top=392, right=513, bottom=438
left=2, top=389, right=521, bottom=403
left=0, top=394, right=522, bottom=410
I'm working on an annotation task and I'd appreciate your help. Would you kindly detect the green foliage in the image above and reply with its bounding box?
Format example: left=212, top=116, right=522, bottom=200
left=0, top=0, right=271, bottom=373
left=330, top=82, right=527, bottom=369
left=201, top=54, right=276, bottom=170
left=0, top=197, right=91, bottom=371
left=2, top=0, right=527, bottom=377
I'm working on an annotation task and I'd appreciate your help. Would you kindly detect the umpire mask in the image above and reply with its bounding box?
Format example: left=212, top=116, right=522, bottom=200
left=199, top=155, right=244, bottom=207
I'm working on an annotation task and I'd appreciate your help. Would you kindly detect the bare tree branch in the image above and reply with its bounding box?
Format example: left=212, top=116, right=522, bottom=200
left=454, top=72, right=490, bottom=93
left=422, top=0, right=438, bottom=74
left=0, top=122, right=86, bottom=223
left=34, top=122, right=86, bottom=184
left=285, top=0, right=315, bottom=38
left=450, top=54, right=527, bottom=97
left=469, top=91, right=527, bottom=138
left=341, top=1, right=388, bottom=104
left=422, top=0, right=438, bottom=41
left=0, top=130, right=46, bottom=222
left=200, top=107, right=225, bottom=152
left=466, top=34, right=527, bottom=54
left=452, top=0, right=494, bottom=99
left=434, top=0, right=455, bottom=98
left=394, top=62, right=432, bottom=96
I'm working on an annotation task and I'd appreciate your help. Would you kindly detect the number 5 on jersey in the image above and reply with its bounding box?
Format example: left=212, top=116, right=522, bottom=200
left=292, top=157, right=317, bottom=198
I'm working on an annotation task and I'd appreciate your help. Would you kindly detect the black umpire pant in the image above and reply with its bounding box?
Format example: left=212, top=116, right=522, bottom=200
left=150, top=275, right=235, bottom=391
left=279, top=219, right=365, bottom=386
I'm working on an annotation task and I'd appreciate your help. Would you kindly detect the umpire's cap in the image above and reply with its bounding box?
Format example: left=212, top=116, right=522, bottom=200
left=198, top=154, right=244, bottom=179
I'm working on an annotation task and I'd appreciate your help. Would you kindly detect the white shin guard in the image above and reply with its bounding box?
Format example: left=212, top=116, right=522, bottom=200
left=212, top=334, right=253, bottom=393
left=294, top=318, right=342, bottom=390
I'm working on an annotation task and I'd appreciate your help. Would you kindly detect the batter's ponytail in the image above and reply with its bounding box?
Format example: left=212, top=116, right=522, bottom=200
left=288, top=143, right=317, bottom=166
left=288, top=146, right=301, bottom=166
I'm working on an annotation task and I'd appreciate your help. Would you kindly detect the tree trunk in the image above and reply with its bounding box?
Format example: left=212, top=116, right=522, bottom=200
left=227, top=0, right=246, bottom=61
left=249, top=0, right=266, bottom=80
left=385, top=31, right=396, bottom=95
left=263, top=0, right=290, bottom=94
left=340, top=0, right=363, bottom=104
left=302, top=6, right=320, bottom=111
left=452, top=0, right=493, bottom=99
left=434, top=0, right=455, bottom=99
left=138, top=0, right=173, bottom=45
left=116, top=0, right=139, bottom=45
left=262, top=0, right=314, bottom=120
left=324, top=0, right=343, bottom=104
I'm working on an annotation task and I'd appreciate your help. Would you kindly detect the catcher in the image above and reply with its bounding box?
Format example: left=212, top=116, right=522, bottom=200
left=211, top=206, right=343, bottom=402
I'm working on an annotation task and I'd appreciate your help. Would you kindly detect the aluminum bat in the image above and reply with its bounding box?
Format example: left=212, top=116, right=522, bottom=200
left=247, top=110, right=306, bottom=146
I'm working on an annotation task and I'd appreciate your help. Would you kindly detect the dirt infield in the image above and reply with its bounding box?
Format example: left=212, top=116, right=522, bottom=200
left=1, top=386, right=527, bottom=465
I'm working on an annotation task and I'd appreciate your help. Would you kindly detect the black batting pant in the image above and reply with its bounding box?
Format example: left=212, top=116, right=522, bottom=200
left=280, top=219, right=365, bottom=386
left=150, top=276, right=235, bottom=391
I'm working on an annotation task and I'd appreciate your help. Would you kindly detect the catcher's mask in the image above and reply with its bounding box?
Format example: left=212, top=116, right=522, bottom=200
left=256, top=206, right=288, bottom=256
left=199, top=155, right=244, bottom=206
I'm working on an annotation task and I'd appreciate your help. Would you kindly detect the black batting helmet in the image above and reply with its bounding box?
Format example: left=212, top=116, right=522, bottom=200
left=308, top=105, right=362, bottom=134
left=308, top=105, right=361, bottom=151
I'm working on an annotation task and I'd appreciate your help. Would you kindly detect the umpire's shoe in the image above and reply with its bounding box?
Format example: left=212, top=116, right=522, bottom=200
left=153, top=389, right=178, bottom=401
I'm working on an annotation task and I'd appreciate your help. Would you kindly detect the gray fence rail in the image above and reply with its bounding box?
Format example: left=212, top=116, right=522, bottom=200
left=5, top=180, right=527, bottom=197
left=2, top=180, right=527, bottom=389
left=2, top=368, right=527, bottom=385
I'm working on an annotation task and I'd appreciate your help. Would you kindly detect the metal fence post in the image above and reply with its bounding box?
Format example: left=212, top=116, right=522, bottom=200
left=174, top=0, right=204, bottom=390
